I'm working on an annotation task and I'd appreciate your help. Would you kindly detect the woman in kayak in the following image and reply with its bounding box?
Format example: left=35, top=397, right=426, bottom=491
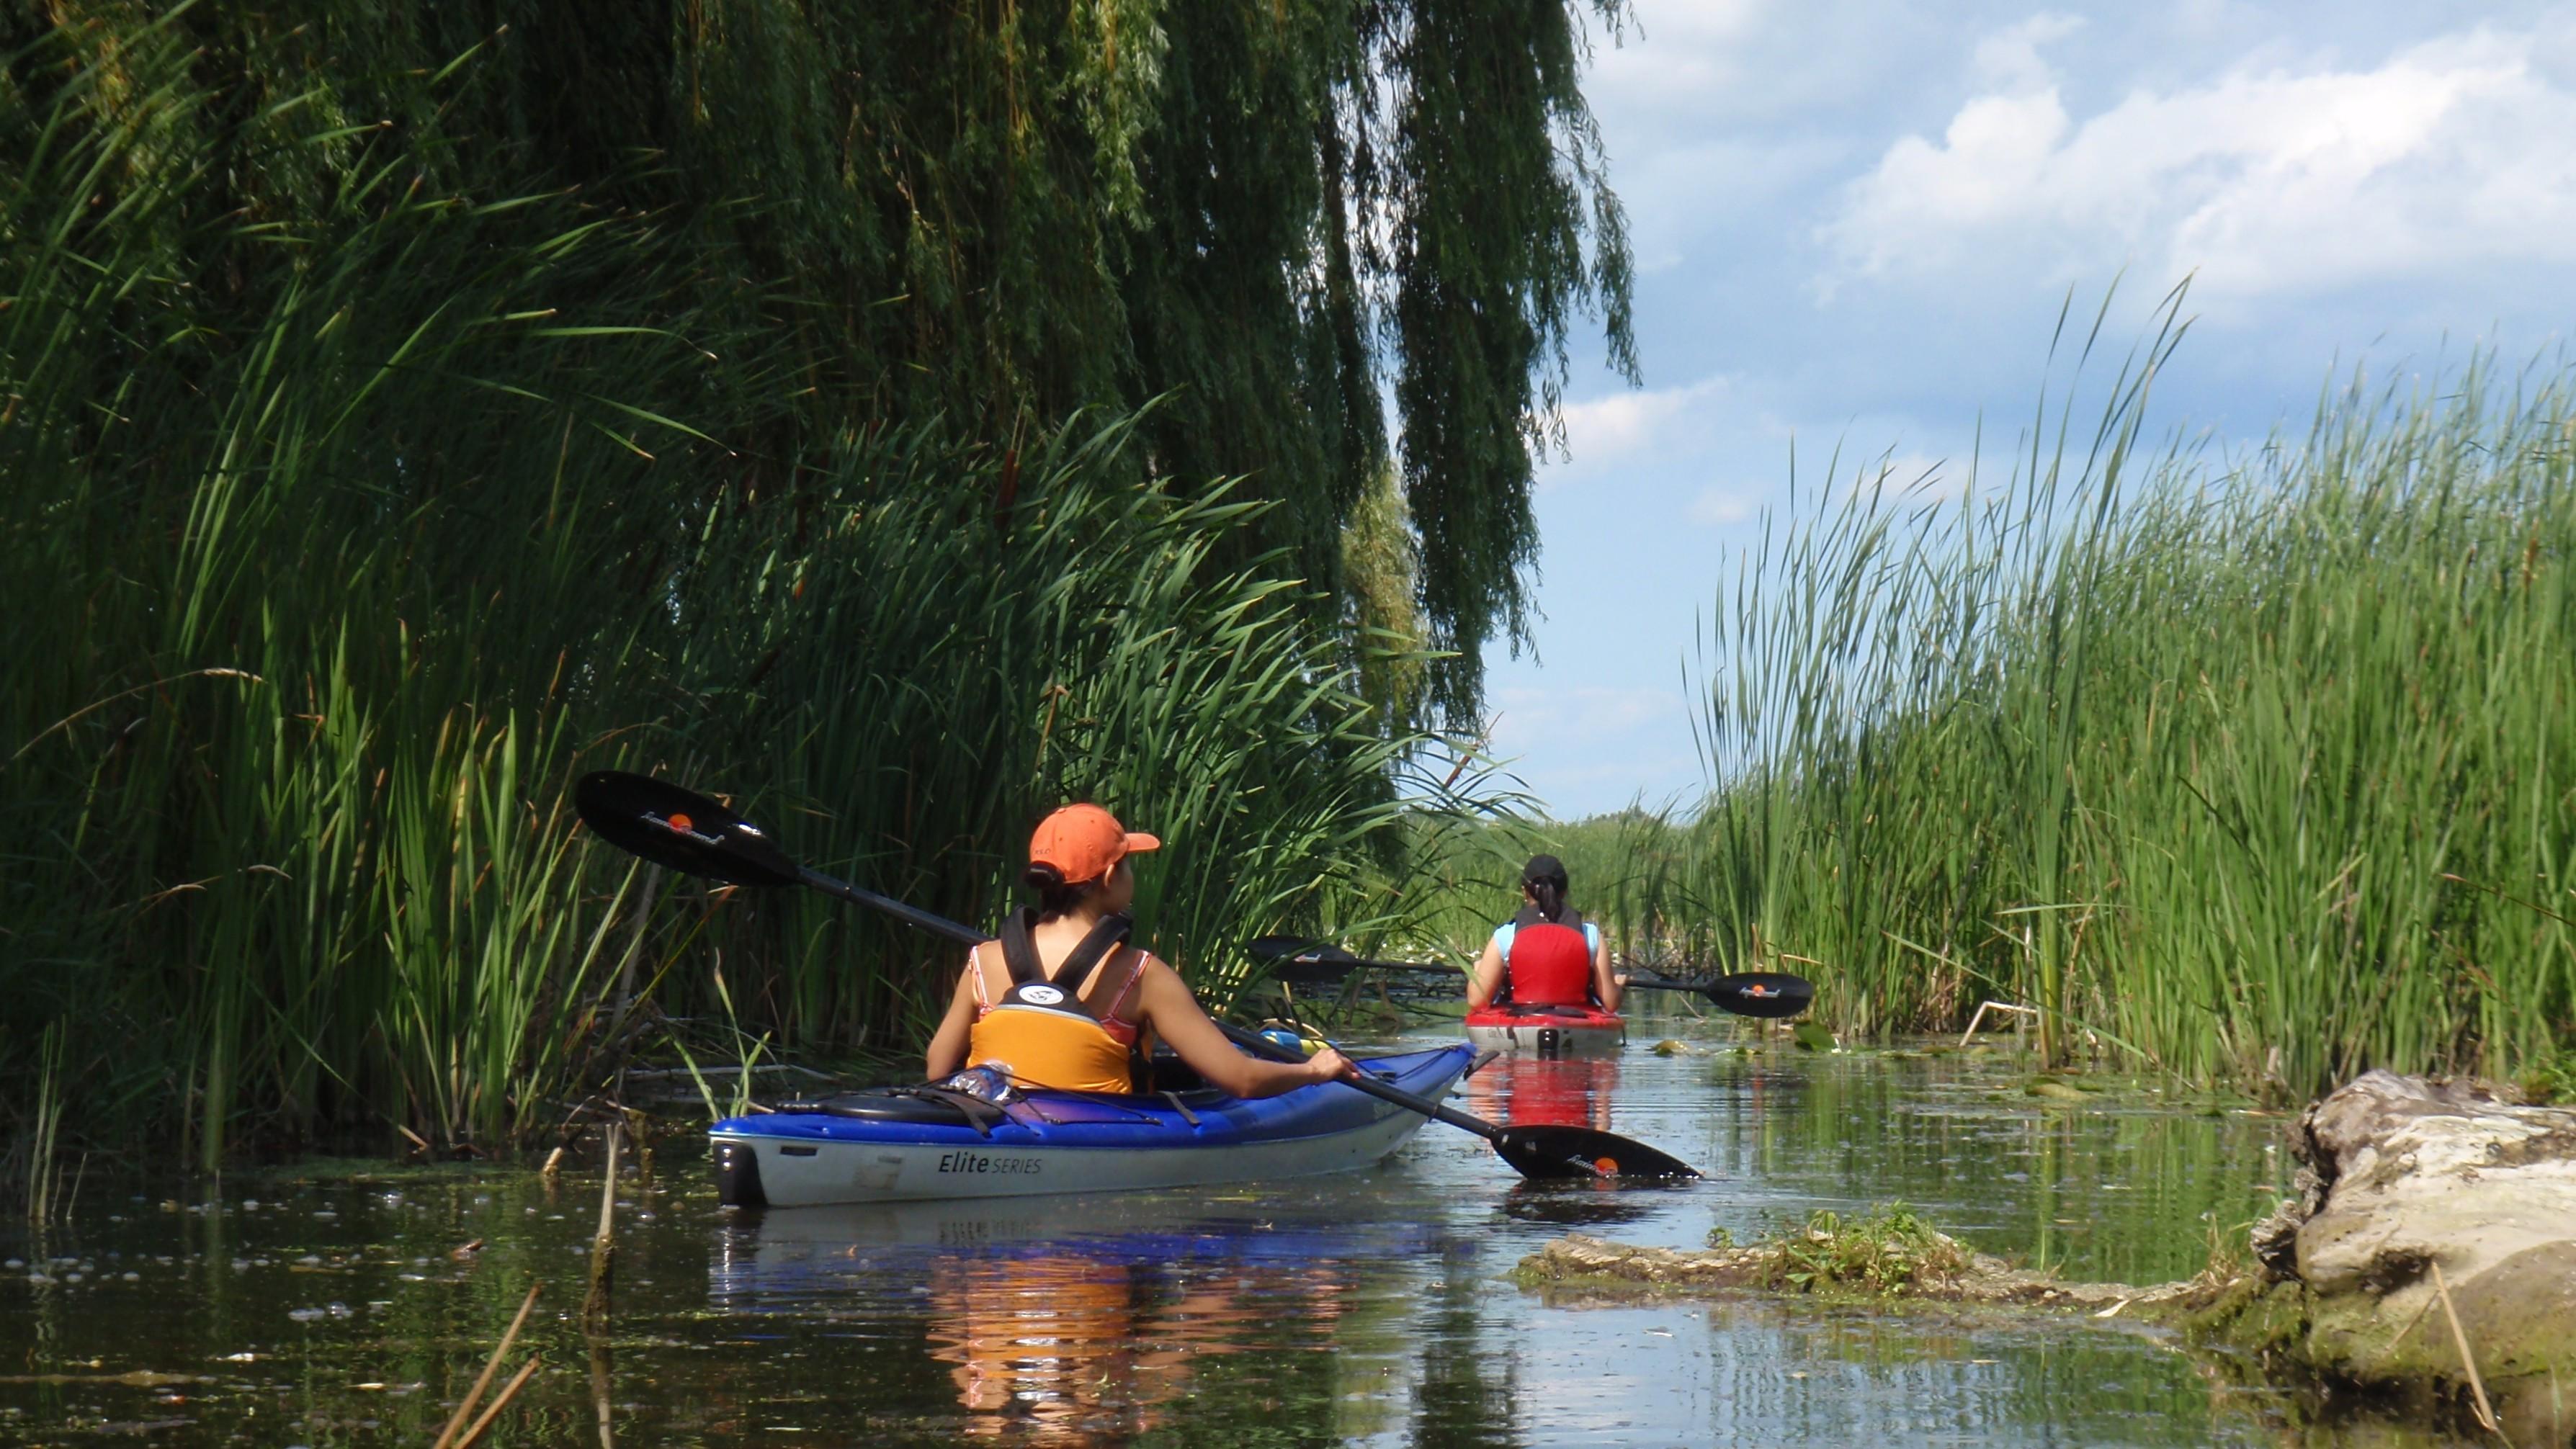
left=925, top=804, right=1354, bottom=1096
left=1466, top=853, right=1621, bottom=1014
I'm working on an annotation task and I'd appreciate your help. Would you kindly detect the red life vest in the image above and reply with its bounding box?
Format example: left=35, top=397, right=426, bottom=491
left=1506, top=919, right=1593, bottom=1006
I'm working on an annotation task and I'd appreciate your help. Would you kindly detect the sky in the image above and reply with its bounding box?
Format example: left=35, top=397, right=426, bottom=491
left=1485, top=1, right=2576, bottom=819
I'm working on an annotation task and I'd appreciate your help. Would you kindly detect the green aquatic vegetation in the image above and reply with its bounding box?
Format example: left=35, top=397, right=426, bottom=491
left=1719, top=1204, right=1973, bottom=1296
left=2518, top=1058, right=2576, bottom=1107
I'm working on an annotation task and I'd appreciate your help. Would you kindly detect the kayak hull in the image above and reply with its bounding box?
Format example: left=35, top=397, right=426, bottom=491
left=1464, top=1007, right=1624, bottom=1059
left=709, top=1044, right=1475, bottom=1208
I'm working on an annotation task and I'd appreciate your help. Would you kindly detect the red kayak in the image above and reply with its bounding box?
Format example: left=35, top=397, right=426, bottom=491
left=1464, top=1003, right=1625, bottom=1059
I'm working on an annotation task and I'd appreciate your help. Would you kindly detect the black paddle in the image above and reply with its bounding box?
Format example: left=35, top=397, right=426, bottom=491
left=572, top=771, right=1699, bottom=1183
left=1245, top=935, right=1462, bottom=987
left=1622, top=970, right=1816, bottom=1020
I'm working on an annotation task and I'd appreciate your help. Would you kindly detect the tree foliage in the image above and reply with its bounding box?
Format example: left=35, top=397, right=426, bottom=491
left=19, top=0, right=1633, bottom=719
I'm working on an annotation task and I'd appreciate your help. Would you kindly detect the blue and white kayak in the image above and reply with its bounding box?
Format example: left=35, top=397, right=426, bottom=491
left=709, top=1044, right=1477, bottom=1208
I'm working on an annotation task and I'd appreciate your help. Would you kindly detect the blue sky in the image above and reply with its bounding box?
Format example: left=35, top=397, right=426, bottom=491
left=1485, top=1, right=2576, bottom=819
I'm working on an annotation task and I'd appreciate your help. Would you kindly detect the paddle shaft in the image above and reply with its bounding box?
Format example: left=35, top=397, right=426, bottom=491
left=797, top=866, right=1495, bottom=1139
left=1622, top=974, right=1717, bottom=997
left=797, top=865, right=985, bottom=949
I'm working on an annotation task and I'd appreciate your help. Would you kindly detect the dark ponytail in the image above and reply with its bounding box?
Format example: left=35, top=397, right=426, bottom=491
left=1527, top=876, right=1566, bottom=923
left=1022, top=861, right=1095, bottom=920
left=1520, top=853, right=1570, bottom=923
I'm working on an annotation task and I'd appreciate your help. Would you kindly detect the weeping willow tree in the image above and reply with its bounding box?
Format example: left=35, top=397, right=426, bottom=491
left=17, top=0, right=1632, bottom=722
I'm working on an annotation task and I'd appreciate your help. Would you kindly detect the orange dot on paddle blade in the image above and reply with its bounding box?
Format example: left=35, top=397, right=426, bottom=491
left=667, top=812, right=694, bottom=833
left=1594, top=1157, right=1619, bottom=1175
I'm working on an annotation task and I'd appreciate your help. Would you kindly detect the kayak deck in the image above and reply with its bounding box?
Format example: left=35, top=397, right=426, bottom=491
left=710, top=1044, right=1475, bottom=1207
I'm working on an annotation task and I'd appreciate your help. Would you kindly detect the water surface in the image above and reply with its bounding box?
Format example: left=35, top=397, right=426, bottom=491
left=0, top=1019, right=2461, bottom=1445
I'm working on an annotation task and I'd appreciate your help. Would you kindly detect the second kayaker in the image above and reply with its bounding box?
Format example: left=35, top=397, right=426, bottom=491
left=924, top=803, right=1354, bottom=1096
left=1466, top=853, right=1622, bottom=1014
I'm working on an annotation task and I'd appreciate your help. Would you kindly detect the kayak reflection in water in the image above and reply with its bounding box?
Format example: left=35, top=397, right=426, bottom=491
left=924, top=804, right=1355, bottom=1097
left=1466, top=1055, right=1624, bottom=1134
left=1466, top=854, right=1624, bottom=1015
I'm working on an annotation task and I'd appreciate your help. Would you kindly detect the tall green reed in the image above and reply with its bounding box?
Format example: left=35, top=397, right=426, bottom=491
left=1674, top=290, right=2574, bottom=1093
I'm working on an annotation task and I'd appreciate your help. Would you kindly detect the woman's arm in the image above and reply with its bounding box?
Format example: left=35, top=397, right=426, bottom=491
left=1592, top=930, right=1622, bottom=1013
left=1466, top=933, right=1506, bottom=1010
left=1135, top=959, right=1350, bottom=1098
left=923, top=952, right=980, bottom=1080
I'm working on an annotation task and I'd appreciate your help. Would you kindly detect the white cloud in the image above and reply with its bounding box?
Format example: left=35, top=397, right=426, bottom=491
left=1544, top=375, right=1736, bottom=488
left=1972, top=12, right=2083, bottom=91
left=1821, top=22, right=2576, bottom=304
left=1557, top=377, right=1730, bottom=461
left=1689, top=488, right=1760, bottom=524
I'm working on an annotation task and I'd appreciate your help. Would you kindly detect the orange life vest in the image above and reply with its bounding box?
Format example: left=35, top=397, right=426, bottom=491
left=965, top=909, right=1143, bottom=1095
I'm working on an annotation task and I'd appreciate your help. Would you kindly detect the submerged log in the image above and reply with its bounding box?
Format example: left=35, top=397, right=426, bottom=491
left=1516, top=1231, right=2187, bottom=1314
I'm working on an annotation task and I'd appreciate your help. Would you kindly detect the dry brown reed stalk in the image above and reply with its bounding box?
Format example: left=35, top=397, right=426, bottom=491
left=583, top=1121, right=622, bottom=1330
left=431, top=1282, right=542, bottom=1449
left=2431, top=1261, right=2505, bottom=1440
left=452, top=1355, right=545, bottom=1449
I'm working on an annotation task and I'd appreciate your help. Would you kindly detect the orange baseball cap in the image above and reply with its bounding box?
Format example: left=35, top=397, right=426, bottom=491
left=1028, top=804, right=1160, bottom=883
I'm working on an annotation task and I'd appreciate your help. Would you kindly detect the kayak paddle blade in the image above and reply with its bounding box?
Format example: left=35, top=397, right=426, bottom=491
left=1247, top=935, right=1458, bottom=978
left=1246, top=935, right=1356, bottom=964
left=1704, top=971, right=1815, bottom=1019
left=575, top=771, right=802, bottom=888
left=1492, top=1125, right=1701, bottom=1182
left=1246, top=934, right=1359, bottom=986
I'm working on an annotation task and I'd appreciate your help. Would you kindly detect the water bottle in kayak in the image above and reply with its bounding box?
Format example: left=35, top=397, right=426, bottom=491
left=942, top=1063, right=1021, bottom=1105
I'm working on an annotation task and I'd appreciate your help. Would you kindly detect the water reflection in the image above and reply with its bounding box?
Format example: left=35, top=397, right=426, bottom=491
left=0, top=1038, right=2455, bottom=1447
left=928, top=1252, right=1210, bottom=1440
left=1465, top=1054, right=1622, bottom=1133
left=712, top=1195, right=1446, bottom=1445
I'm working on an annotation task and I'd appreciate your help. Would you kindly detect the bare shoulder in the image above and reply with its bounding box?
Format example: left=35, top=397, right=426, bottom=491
left=1130, top=951, right=1197, bottom=1002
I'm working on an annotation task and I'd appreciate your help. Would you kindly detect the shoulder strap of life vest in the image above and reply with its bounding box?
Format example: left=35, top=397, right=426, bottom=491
left=1510, top=903, right=1584, bottom=933
left=1050, top=912, right=1135, bottom=996
left=996, top=908, right=1135, bottom=1010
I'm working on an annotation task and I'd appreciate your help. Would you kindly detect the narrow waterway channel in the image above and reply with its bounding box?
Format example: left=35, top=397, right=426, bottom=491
left=0, top=1016, right=2470, bottom=1445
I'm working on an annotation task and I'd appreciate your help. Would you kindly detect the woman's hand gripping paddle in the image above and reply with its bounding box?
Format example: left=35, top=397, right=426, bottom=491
left=573, top=771, right=1699, bottom=1183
